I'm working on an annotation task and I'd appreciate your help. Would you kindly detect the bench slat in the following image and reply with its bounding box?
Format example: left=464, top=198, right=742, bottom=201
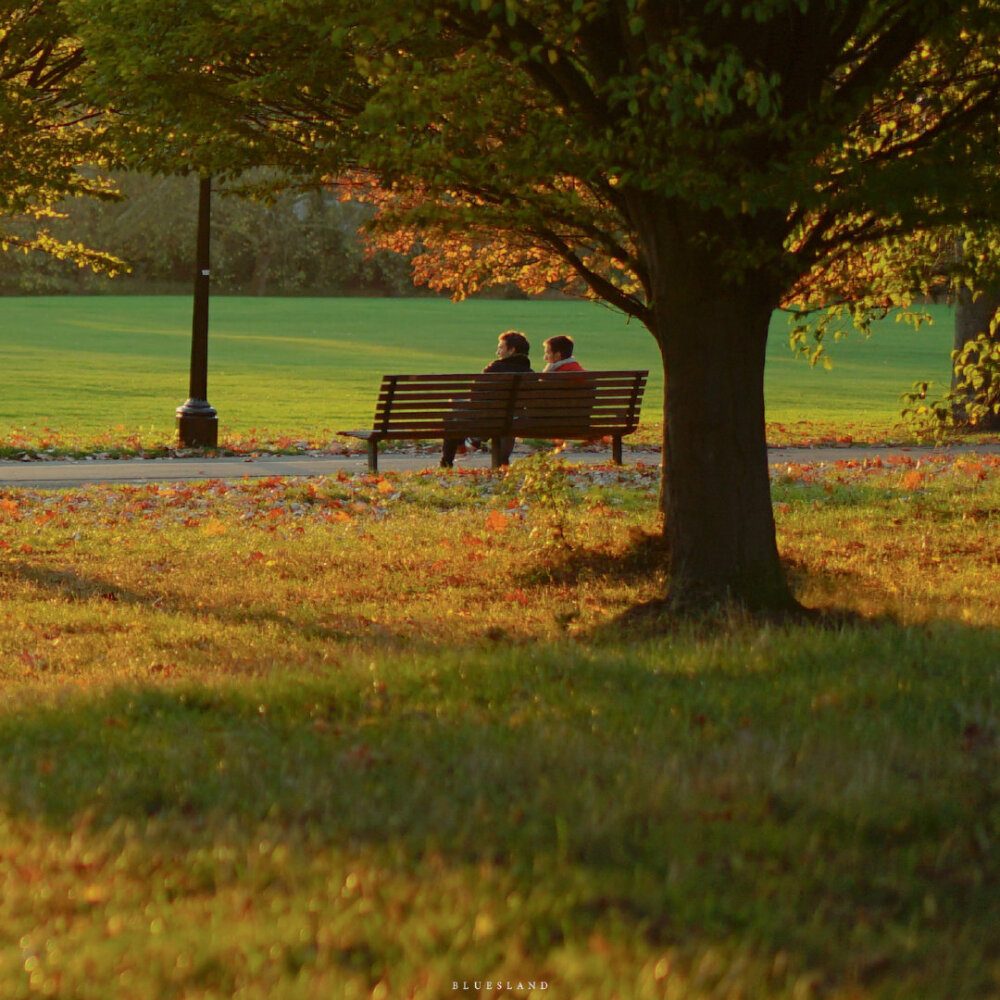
left=368, top=419, right=510, bottom=431
left=377, top=396, right=511, bottom=407
left=511, top=399, right=637, bottom=412
left=386, top=372, right=519, bottom=382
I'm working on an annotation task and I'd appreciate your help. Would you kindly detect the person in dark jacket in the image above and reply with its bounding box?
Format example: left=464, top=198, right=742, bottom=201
left=441, top=330, right=533, bottom=467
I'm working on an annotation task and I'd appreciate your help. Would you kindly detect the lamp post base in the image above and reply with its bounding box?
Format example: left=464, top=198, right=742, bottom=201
left=176, top=399, right=219, bottom=448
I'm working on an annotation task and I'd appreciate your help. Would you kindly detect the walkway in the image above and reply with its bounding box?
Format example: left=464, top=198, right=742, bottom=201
left=1, top=442, right=999, bottom=489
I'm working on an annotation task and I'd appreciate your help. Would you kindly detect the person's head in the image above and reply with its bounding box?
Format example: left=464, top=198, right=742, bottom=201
left=497, top=330, right=530, bottom=358
left=543, top=335, right=574, bottom=364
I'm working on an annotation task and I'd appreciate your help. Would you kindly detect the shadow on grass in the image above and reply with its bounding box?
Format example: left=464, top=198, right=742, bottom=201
left=4, top=560, right=363, bottom=643
left=0, top=531, right=958, bottom=655
left=1, top=621, right=1000, bottom=993
left=512, top=530, right=884, bottom=636
left=514, top=526, right=669, bottom=590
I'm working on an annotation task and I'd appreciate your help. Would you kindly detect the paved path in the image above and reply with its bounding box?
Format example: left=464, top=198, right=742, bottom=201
left=0, top=443, right=998, bottom=489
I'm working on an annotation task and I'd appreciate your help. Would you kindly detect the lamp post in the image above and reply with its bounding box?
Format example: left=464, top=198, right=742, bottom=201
left=176, top=175, right=219, bottom=447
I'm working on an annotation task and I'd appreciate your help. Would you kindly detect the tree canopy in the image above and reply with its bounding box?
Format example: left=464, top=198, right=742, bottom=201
left=69, top=0, right=1000, bottom=612
left=0, top=0, right=121, bottom=271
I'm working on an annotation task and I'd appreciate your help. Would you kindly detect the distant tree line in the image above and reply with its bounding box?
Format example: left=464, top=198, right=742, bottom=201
left=0, top=172, right=421, bottom=296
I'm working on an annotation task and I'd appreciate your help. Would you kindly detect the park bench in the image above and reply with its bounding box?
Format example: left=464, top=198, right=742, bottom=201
left=339, top=370, right=648, bottom=472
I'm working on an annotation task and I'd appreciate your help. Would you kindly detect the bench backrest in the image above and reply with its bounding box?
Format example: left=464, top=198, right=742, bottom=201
left=369, top=371, right=647, bottom=439
left=512, top=371, right=644, bottom=438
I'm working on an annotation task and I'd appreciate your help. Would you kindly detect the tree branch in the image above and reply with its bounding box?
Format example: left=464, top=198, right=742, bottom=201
left=535, top=224, right=652, bottom=327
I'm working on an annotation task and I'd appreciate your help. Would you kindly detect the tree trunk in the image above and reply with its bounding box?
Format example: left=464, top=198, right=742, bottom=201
left=953, top=285, right=1000, bottom=430
left=251, top=245, right=273, bottom=296
left=637, top=207, right=799, bottom=614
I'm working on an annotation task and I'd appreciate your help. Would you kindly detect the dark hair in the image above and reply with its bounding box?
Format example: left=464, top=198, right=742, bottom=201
left=500, top=330, right=530, bottom=355
left=544, top=335, right=574, bottom=359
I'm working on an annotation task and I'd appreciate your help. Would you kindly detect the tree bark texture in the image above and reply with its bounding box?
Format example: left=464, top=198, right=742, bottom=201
left=637, top=203, right=798, bottom=612
left=953, top=286, right=1000, bottom=430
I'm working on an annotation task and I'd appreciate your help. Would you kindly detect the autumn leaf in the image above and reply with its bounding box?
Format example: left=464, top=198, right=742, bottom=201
left=201, top=519, right=228, bottom=536
left=485, top=510, right=509, bottom=532
left=504, top=589, right=530, bottom=605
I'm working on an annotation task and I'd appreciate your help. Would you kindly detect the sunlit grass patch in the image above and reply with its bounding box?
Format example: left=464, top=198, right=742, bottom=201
left=7, top=295, right=999, bottom=456
left=0, top=424, right=363, bottom=461
left=0, top=460, right=665, bottom=681
left=774, top=453, right=1000, bottom=623
left=2, top=452, right=1000, bottom=663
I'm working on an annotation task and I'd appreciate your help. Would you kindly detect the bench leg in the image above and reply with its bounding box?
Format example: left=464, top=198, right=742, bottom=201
left=367, top=440, right=378, bottom=472
left=490, top=438, right=503, bottom=468
left=612, top=436, right=623, bottom=465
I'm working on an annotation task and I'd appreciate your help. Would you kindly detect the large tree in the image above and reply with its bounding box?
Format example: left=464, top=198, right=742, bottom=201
left=72, top=0, right=1000, bottom=612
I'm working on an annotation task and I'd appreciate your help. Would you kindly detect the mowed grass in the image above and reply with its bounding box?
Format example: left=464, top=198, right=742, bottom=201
left=0, top=455, right=999, bottom=997
left=2, top=296, right=665, bottom=441
left=0, top=296, right=957, bottom=450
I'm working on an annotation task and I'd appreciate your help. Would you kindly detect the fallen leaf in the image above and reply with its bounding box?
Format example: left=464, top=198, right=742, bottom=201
left=485, top=510, right=508, bottom=532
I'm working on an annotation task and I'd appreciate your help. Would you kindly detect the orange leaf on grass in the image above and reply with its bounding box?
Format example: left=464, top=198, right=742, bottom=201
left=485, top=510, right=509, bottom=532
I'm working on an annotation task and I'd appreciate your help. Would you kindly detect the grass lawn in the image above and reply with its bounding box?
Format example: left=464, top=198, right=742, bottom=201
left=0, top=454, right=999, bottom=997
left=0, top=296, right=959, bottom=452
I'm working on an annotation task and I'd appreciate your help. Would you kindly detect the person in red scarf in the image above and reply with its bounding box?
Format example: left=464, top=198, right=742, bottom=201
left=542, top=336, right=585, bottom=372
